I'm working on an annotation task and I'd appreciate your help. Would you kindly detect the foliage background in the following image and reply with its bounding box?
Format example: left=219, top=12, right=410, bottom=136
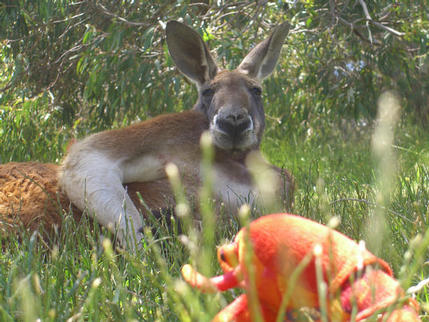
left=1, top=0, right=428, bottom=162
left=0, top=0, right=428, bottom=320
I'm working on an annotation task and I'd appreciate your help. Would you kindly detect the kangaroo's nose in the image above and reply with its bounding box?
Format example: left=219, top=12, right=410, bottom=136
left=215, top=108, right=252, bottom=139
left=225, top=110, right=247, bottom=123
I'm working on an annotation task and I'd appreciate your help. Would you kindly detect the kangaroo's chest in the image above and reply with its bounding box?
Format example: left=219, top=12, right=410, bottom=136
left=212, top=162, right=255, bottom=209
left=122, top=151, right=255, bottom=210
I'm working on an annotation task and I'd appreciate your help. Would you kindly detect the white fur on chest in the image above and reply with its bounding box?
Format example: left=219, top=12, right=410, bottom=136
left=213, top=165, right=255, bottom=208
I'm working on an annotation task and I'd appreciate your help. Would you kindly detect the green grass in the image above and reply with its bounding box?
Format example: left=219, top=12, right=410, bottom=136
left=1, top=98, right=429, bottom=320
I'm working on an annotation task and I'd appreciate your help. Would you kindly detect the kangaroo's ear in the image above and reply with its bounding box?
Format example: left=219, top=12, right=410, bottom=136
left=166, top=21, right=218, bottom=88
left=237, top=22, right=290, bottom=81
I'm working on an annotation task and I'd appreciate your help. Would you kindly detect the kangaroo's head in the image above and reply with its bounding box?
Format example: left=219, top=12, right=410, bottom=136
left=166, top=21, right=289, bottom=153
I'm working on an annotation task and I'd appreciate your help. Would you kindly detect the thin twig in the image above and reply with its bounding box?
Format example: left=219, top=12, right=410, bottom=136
left=188, top=2, right=210, bottom=8
left=96, top=3, right=149, bottom=27
left=58, top=16, right=90, bottom=39
left=52, top=12, right=85, bottom=24
left=370, top=20, right=405, bottom=37
left=337, top=16, right=379, bottom=45
left=358, top=0, right=372, bottom=20
left=329, top=0, right=336, bottom=26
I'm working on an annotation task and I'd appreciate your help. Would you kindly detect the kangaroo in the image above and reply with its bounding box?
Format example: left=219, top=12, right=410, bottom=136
left=1, top=21, right=294, bottom=248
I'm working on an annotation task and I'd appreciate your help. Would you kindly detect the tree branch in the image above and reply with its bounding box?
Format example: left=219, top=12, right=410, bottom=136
left=358, top=0, right=405, bottom=37
left=96, top=3, right=149, bottom=27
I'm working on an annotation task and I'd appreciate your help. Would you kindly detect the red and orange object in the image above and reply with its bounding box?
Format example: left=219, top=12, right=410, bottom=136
left=182, top=214, right=420, bottom=321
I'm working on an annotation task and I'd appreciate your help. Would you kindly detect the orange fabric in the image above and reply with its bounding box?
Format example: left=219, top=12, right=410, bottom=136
left=340, top=269, right=420, bottom=321
left=213, top=294, right=250, bottom=322
left=241, top=214, right=392, bottom=313
left=182, top=213, right=421, bottom=321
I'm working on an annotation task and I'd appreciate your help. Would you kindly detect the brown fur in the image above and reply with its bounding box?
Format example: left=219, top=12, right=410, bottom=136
left=86, top=110, right=208, bottom=159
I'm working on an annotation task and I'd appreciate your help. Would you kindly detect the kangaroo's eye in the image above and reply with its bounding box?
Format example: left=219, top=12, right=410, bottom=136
left=202, top=88, right=215, bottom=97
left=251, top=87, right=262, bottom=96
